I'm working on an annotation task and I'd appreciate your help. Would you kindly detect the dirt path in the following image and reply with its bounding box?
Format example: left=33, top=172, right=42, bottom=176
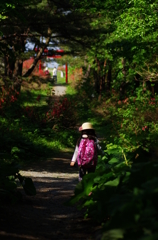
left=0, top=152, right=99, bottom=240
left=53, top=83, right=67, bottom=96
left=0, top=84, right=101, bottom=240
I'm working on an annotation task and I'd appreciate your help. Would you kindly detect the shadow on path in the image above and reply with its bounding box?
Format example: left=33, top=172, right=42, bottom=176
left=0, top=152, right=98, bottom=240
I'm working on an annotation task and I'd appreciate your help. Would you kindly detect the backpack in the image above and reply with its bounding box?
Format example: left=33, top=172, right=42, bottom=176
left=77, top=138, right=97, bottom=167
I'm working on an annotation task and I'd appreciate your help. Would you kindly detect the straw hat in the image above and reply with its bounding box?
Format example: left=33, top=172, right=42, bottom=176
left=79, top=122, right=94, bottom=131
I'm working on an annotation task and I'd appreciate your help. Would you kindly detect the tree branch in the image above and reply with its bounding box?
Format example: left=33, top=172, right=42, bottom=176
left=23, top=28, right=52, bottom=77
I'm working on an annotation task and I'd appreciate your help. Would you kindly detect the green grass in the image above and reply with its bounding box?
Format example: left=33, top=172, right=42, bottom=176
left=19, top=89, right=49, bottom=107
left=66, top=83, right=77, bottom=95
left=48, top=67, right=77, bottom=95
left=57, top=70, right=66, bottom=84
left=48, top=68, right=66, bottom=84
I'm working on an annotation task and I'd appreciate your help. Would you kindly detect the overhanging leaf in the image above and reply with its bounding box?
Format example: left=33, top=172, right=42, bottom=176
left=102, top=228, right=124, bottom=240
left=22, top=177, right=36, bottom=196
left=105, top=178, right=120, bottom=187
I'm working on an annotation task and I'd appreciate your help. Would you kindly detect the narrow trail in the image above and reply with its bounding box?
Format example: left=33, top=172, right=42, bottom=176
left=0, top=84, right=100, bottom=240
left=0, top=153, right=98, bottom=240
left=52, top=83, right=67, bottom=96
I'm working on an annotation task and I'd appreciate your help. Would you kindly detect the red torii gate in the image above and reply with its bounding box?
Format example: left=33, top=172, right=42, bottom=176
left=35, top=48, right=68, bottom=83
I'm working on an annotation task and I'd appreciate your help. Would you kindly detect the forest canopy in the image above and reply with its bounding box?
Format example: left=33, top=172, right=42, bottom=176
left=1, top=1, right=158, bottom=240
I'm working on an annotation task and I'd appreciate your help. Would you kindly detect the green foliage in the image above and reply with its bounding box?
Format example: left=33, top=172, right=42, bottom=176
left=2, top=1, right=158, bottom=238
left=105, top=87, right=158, bottom=153
left=0, top=81, right=80, bottom=204
left=67, top=78, right=158, bottom=240
left=19, top=175, right=36, bottom=196
left=46, top=95, right=78, bottom=128
left=0, top=157, right=36, bottom=204
left=0, top=102, right=75, bottom=160
left=68, top=142, right=158, bottom=239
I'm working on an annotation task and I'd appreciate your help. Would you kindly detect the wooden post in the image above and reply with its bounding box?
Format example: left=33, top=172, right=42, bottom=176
left=39, top=60, right=41, bottom=71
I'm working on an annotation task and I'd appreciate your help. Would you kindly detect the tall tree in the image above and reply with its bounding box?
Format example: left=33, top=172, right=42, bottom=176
left=70, top=0, right=158, bottom=96
left=2, top=0, right=158, bottom=96
left=0, top=0, right=97, bottom=90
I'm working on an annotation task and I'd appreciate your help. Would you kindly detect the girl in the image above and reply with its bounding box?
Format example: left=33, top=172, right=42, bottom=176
left=70, top=122, right=101, bottom=181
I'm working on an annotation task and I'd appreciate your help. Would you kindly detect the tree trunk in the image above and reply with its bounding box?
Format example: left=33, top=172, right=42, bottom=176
left=94, top=69, right=100, bottom=94
left=94, top=58, right=108, bottom=96
left=84, top=64, right=91, bottom=78
left=101, top=75, right=105, bottom=91
left=14, top=59, right=23, bottom=77
left=4, top=55, right=14, bottom=78
left=4, top=35, right=25, bottom=91
left=107, top=63, right=112, bottom=91
left=23, top=28, right=52, bottom=77
left=119, top=58, right=126, bottom=99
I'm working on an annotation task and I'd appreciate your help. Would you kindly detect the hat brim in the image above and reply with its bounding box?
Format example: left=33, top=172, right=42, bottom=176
left=79, top=126, right=94, bottom=131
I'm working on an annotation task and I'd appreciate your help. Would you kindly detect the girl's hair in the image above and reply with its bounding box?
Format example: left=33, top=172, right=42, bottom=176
left=77, top=129, right=96, bottom=146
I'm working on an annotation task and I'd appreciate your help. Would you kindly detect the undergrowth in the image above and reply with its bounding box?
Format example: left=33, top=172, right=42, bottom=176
left=66, top=75, right=158, bottom=240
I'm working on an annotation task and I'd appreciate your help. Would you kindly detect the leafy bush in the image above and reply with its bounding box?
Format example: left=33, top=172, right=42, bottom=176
left=67, top=84, right=158, bottom=240
left=46, top=95, right=78, bottom=128
left=0, top=82, right=80, bottom=203
left=68, top=143, right=158, bottom=240
left=0, top=152, right=36, bottom=204
left=95, top=87, right=158, bottom=153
